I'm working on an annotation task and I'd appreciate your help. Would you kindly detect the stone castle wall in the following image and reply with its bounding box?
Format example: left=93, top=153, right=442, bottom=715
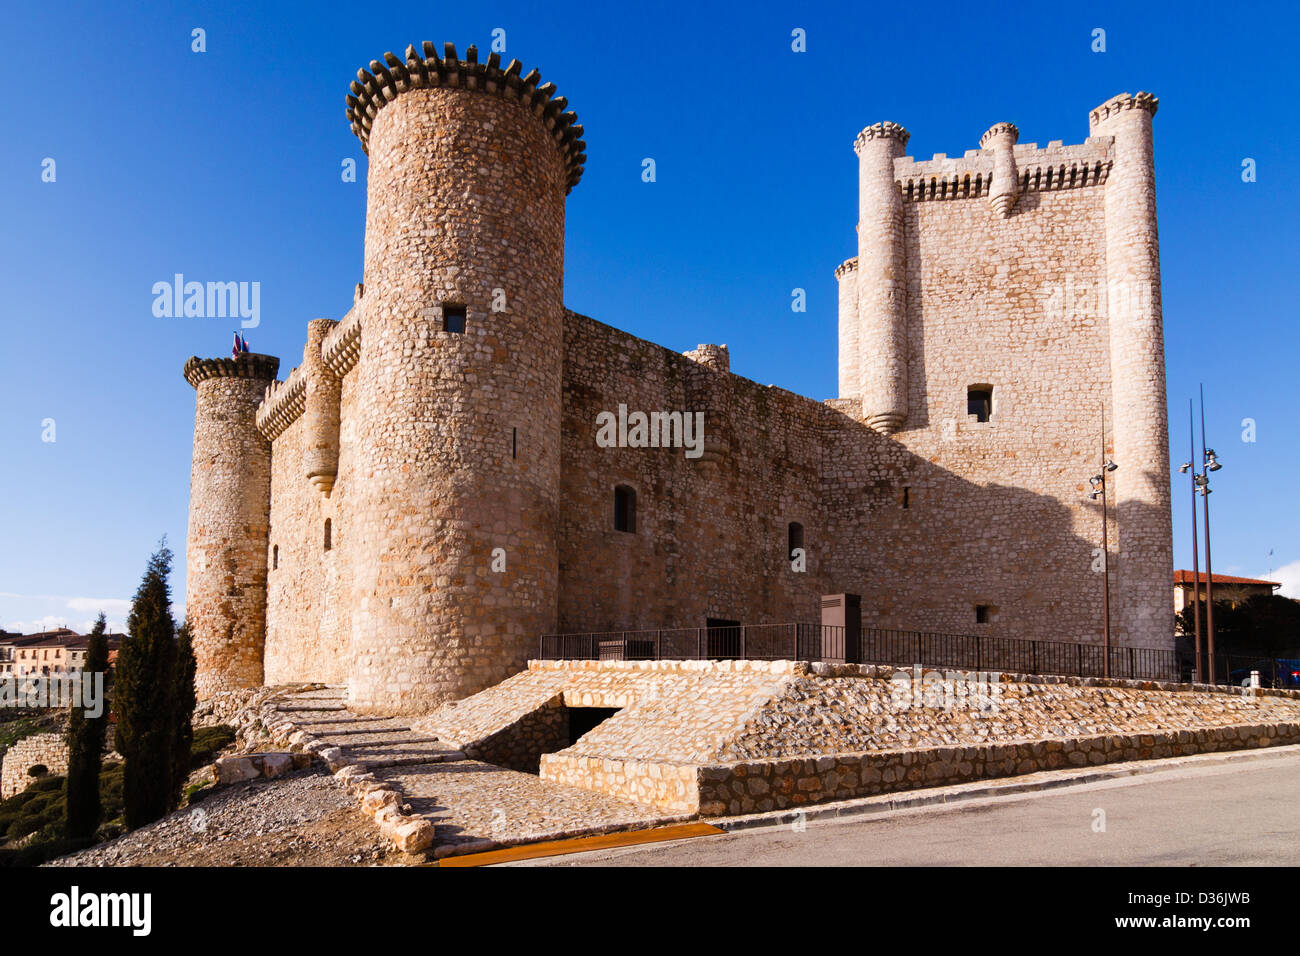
left=558, top=312, right=829, bottom=633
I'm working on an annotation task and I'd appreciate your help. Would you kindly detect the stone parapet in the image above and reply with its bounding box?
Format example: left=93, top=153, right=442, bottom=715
left=183, top=353, right=280, bottom=389
left=345, top=42, right=586, bottom=192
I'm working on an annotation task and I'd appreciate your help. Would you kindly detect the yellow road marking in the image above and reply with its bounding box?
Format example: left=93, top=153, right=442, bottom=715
left=435, top=822, right=725, bottom=867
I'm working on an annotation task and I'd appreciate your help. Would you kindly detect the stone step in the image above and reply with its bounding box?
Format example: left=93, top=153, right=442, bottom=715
left=297, top=715, right=396, bottom=726
left=277, top=704, right=348, bottom=713
left=315, top=726, right=414, bottom=737
left=358, top=751, right=466, bottom=771
left=342, top=736, right=443, bottom=750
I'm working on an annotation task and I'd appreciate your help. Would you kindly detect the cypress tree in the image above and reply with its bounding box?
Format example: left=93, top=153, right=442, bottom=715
left=113, top=541, right=179, bottom=830
left=171, top=621, right=197, bottom=805
left=65, top=613, right=110, bottom=844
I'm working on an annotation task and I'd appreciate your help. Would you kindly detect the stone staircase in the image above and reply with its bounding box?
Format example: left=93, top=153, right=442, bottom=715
left=243, top=685, right=681, bottom=860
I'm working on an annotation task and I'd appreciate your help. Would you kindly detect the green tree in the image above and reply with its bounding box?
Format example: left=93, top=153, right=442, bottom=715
left=170, top=621, right=197, bottom=806
left=65, top=613, right=110, bottom=844
left=113, top=541, right=179, bottom=829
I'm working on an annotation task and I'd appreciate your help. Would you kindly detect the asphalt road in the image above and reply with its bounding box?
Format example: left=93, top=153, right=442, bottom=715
left=516, top=749, right=1300, bottom=866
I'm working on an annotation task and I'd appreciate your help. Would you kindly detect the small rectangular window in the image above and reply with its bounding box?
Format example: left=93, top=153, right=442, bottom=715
left=614, top=485, right=636, bottom=533
left=443, top=305, right=466, bottom=334
left=968, top=386, right=993, bottom=422
left=975, top=604, right=994, bottom=624
left=902, top=487, right=911, bottom=509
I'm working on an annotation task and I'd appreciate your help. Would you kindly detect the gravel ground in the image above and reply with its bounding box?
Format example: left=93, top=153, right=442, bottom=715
left=47, top=767, right=409, bottom=867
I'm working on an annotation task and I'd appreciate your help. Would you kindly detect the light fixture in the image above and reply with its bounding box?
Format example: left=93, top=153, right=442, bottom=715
left=1105, top=460, right=1118, bottom=472
left=1089, top=475, right=1101, bottom=486
left=1178, top=462, right=1191, bottom=473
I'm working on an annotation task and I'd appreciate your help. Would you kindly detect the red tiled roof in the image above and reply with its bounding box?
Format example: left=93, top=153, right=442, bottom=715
left=1174, top=570, right=1281, bottom=588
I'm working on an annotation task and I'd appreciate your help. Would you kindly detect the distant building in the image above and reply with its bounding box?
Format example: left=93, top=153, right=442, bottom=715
left=0, top=628, right=122, bottom=677
left=1174, top=571, right=1281, bottom=615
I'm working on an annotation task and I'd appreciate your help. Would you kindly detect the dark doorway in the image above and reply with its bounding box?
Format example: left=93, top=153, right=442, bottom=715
left=706, top=617, right=742, bottom=659
left=568, top=706, right=620, bottom=746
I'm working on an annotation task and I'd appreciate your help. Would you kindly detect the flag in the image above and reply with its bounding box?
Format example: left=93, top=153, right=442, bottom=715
left=240, top=334, right=250, bottom=353
left=232, top=331, right=242, bottom=358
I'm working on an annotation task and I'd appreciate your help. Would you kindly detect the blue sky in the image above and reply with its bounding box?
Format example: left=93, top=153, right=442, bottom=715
left=1, top=0, right=1297, bottom=632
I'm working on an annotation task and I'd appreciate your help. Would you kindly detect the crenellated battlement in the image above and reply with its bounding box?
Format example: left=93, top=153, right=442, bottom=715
left=894, top=137, right=1113, bottom=203
left=183, top=353, right=279, bottom=389
left=256, top=365, right=307, bottom=441
left=345, top=42, right=586, bottom=192
left=322, top=307, right=361, bottom=377
left=854, top=122, right=910, bottom=154
left=834, top=256, right=858, bottom=279
left=1089, top=91, right=1158, bottom=133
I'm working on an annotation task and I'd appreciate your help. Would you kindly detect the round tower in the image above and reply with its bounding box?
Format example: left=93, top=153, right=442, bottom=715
left=854, top=122, right=910, bottom=434
left=182, top=352, right=280, bottom=698
left=1089, top=91, right=1173, bottom=647
left=302, top=318, right=341, bottom=496
left=343, top=43, right=585, bottom=713
left=835, top=257, right=859, bottom=399
left=979, top=122, right=1020, bottom=218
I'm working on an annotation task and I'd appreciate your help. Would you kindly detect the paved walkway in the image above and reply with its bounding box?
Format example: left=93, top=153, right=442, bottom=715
left=511, top=746, right=1300, bottom=866
left=266, top=687, right=680, bottom=858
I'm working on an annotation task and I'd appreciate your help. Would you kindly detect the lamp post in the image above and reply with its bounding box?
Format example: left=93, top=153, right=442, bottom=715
left=1178, top=399, right=1203, bottom=683
left=1196, top=385, right=1223, bottom=683
left=1087, top=406, right=1118, bottom=678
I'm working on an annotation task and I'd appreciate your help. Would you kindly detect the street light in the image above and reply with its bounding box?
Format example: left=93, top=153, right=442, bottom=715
left=1086, top=405, right=1116, bottom=678
left=1180, top=401, right=1203, bottom=683
left=1198, top=386, right=1223, bottom=683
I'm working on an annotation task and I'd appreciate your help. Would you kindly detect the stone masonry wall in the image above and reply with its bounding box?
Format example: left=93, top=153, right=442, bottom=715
left=345, top=77, right=569, bottom=714
left=1, top=733, right=68, bottom=799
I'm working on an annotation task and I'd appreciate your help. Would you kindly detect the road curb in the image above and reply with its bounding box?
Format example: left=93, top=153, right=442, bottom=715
left=708, top=742, right=1300, bottom=833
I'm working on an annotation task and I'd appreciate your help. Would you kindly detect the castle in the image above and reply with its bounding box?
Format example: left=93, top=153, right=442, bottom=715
left=183, top=42, right=1173, bottom=715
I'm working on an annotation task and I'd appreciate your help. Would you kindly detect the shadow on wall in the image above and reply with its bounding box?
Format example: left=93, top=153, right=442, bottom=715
left=555, top=314, right=1171, bottom=650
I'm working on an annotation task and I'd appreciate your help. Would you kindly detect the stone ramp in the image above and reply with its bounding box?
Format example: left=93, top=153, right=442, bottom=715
left=415, top=659, right=798, bottom=770
left=247, top=684, right=683, bottom=859
left=375, top=759, right=685, bottom=858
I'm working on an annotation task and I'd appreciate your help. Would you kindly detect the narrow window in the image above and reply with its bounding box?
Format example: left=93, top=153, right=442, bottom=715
left=967, top=385, right=993, bottom=422
left=272, top=545, right=279, bottom=570
left=443, top=304, right=466, bottom=334
left=614, top=485, right=636, bottom=533
left=975, top=604, right=995, bottom=624
left=902, top=487, right=911, bottom=509
left=512, top=427, right=517, bottom=459
left=324, top=519, right=332, bottom=552
left=787, top=522, right=804, bottom=561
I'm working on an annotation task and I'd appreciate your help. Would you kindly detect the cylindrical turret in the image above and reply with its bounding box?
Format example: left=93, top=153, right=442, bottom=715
left=854, top=122, right=910, bottom=434
left=344, top=43, right=585, bottom=713
left=835, top=257, right=859, bottom=399
left=302, top=319, right=341, bottom=496
left=183, top=352, right=280, bottom=698
left=979, top=122, right=1020, bottom=217
left=1090, top=91, right=1173, bottom=647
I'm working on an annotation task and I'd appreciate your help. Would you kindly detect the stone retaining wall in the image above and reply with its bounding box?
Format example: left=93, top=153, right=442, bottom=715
left=1, top=733, right=68, bottom=799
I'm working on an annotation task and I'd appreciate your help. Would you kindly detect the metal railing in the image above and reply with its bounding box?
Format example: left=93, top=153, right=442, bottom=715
left=540, top=623, right=1198, bottom=682
left=539, top=623, right=844, bottom=663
